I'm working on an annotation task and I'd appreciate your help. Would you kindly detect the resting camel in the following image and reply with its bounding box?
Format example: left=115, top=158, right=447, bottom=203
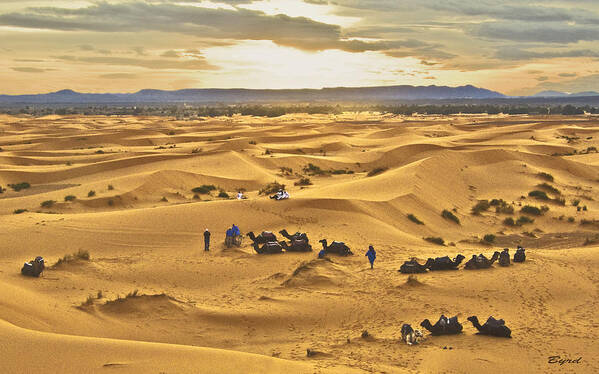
left=279, top=229, right=309, bottom=242
left=420, top=315, right=463, bottom=335
left=252, top=241, right=283, bottom=254
left=426, top=255, right=465, bottom=271
left=399, top=258, right=434, bottom=273
left=246, top=231, right=277, bottom=245
left=464, top=251, right=500, bottom=269
left=401, top=324, right=423, bottom=345
left=498, top=248, right=510, bottom=267
left=467, top=316, right=512, bottom=338
left=514, top=247, right=526, bottom=262
left=318, top=239, right=353, bottom=256
left=280, top=239, right=312, bottom=252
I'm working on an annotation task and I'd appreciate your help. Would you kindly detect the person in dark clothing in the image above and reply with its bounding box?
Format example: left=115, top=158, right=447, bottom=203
left=365, top=245, right=376, bottom=269
left=204, top=228, right=211, bottom=251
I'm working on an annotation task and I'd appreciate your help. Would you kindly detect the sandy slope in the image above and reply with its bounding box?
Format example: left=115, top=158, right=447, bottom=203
left=1, top=113, right=598, bottom=373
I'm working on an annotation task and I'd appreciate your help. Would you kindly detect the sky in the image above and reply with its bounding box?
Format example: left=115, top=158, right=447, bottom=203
left=1, top=0, right=598, bottom=95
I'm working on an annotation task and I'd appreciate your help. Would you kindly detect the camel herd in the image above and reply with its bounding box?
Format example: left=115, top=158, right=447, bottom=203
left=399, top=246, right=526, bottom=273
left=245, top=229, right=353, bottom=255
left=402, top=314, right=512, bottom=345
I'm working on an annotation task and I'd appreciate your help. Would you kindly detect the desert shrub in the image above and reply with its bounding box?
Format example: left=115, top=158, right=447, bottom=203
left=54, top=249, right=90, bottom=267
left=407, top=213, right=424, bottom=225
left=95, top=150, right=105, bottom=154
left=218, top=191, right=230, bottom=198
left=424, top=237, right=445, bottom=245
left=13, top=209, right=28, bottom=214
left=64, top=195, right=76, bottom=202
left=249, top=140, right=257, bottom=145
left=88, top=190, right=96, bottom=197
left=568, top=216, right=575, bottom=223
left=583, top=205, right=588, bottom=211
left=193, top=194, right=200, bottom=200
left=97, top=290, right=103, bottom=299
left=367, top=167, right=388, bottom=177
left=584, top=235, right=599, bottom=246
left=192, top=185, right=217, bottom=194
left=471, top=200, right=490, bottom=215
left=537, top=172, right=554, bottom=182
left=536, top=183, right=561, bottom=195
left=108, top=199, right=114, bottom=206
left=496, top=205, right=514, bottom=214
left=553, top=197, right=566, bottom=206
left=528, top=190, right=549, bottom=200
left=503, top=217, right=515, bottom=226
left=330, top=169, right=349, bottom=175
left=483, top=234, right=496, bottom=243
left=580, top=219, right=597, bottom=225
left=303, top=163, right=326, bottom=176
left=259, top=181, right=285, bottom=195
left=40, top=200, right=55, bottom=208
left=108, top=184, right=114, bottom=190
left=264, top=149, right=272, bottom=155
left=521, top=205, right=542, bottom=216
left=279, top=166, right=293, bottom=175
left=294, top=177, right=312, bottom=186
left=516, top=216, right=534, bottom=225
left=441, top=209, right=460, bottom=224
left=161, top=196, right=168, bottom=202
left=8, top=182, right=30, bottom=191
left=66, top=161, right=72, bottom=166
left=0, top=185, right=4, bottom=194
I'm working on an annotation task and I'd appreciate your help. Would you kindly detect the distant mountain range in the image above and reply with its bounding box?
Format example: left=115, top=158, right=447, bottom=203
left=531, top=90, right=599, bottom=98
left=0, top=85, right=506, bottom=104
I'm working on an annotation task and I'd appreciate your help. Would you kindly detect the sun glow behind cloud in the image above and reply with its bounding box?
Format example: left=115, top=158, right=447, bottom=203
left=0, top=0, right=597, bottom=94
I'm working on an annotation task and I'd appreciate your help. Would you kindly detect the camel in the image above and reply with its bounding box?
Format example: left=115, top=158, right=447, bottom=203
left=498, top=248, right=510, bottom=267
left=279, top=239, right=312, bottom=252
left=420, top=315, right=463, bottom=335
left=279, top=229, right=309, bottom=242
left=401, top=324, right=423, bottom=345
left=246, top=231, right=278, bottom=245
left=21, top=256, right=45, bottom=277
left=464, top=251, right=500, bottom=269
left=426, top=254, right=465, bottom=271
left=514, top=247, right=526, bottom=263
left=318, top=239, right=353, bottom=256
left=467, top=316, right=512, bottom=338
left=252, top=241, right=283, bottom=254
left=399, top=258, right=434, bottom=273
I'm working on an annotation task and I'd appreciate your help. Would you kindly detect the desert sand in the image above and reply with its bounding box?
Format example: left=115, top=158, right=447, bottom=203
left=1, top=113, right=598, bottom=373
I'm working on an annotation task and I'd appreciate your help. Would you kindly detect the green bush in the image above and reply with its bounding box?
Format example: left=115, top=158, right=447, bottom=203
left=441, top=209, right=460, bottom=224
left=367, top=167, right=388, bottom=177
left=536, top=183, right=560, bottom=195
left=537, top=172, right=554, bottom=182
left=8, top=182, right=31, bottom=192
left=88, top=190, right=96, bottom=197
left=108, top=184, right=114, bottom=190
left=294, top=177, right=312, bottom=186
left=503, top=217, right=515, bottom=226
left=424, top=237, right=445, bottom=245
left=528, top=190, right=549, bottom=200
left=407, top=213, right=424, bottom=225
left=41, top=200, right=55, bottom=208
left=64, top=195, right=76, bottom=202
left=13, top=209, right=28, bottom=214
left=218, top=191, right=230, bottom=198
left=161, top=196, right=168, bottom=202
left=521, top=205, right=542, bottom=216
left=303, top=163, right=326, bottom=176
left=516, top=216, right=534, bottom=225
left=483, top=234, right=496, bottom=243
left=471, top=200, right=491, bottom=215
left=568, top=216, right=575, bottom=223
left=259, top=181, right=286, bottom=195
left=191, top=185, right=217, bottom=194
left=572, top=199, right=580, bottom=206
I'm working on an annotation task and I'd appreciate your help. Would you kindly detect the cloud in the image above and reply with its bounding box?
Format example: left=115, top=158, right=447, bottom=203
left=536, top=76, right=549, bottom=81
left=78, top=44, right=94, bottom=51
left=559, top=72, right=577, bottom=77
left=495, top=47, right=599, bottom=60
left=473, top=22, right=599, bottom=44
left=161, top=50, right=180, bottom=58
left=99, top=73, right=139, bottom=79
left=11, top=67, right=47, bottom=73
left=521, top=73, right=599, bottom=94
left=53, top=55, right=217, bottom=70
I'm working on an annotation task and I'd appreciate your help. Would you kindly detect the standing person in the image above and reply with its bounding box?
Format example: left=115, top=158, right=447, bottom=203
left=365, top=245, right=376, bottom=269
left=204, top=228, right=211, bottom=251
left=225, top=227, right=233, bottom=247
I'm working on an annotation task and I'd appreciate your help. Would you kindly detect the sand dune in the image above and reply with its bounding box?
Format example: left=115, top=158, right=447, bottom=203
left=1, top=113, right=598, bottom=373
